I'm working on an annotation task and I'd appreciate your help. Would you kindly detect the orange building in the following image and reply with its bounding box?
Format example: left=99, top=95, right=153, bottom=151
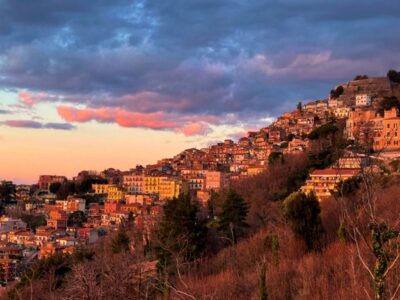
left=47, top=210, right=68, bottom=230
left=373, top=107, right=400, bottom=151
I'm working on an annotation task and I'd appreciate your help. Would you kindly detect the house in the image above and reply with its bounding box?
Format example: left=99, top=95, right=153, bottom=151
left=373, top=107, right=400, bottom=151
left=345, top=108, right=376, bottom=140
left=301, top=168, right=360, bottom=200
left=47, top=210, right=68, bottom=230
left=0, top=217, right=26, bottom=233
left=355, top=94, right=372, bottom=107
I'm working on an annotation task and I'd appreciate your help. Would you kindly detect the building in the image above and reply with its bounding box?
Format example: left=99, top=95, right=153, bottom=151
left=373, top=107, right=400, bottom=151
left=38, top=175, right=67, bottom=191
left=47, top=210, right=68, bottom=230
left=106, top=185, right=125, bottom=202
left=301, top=168, right=360, bottom=200
left=92, top=184, right=110, bottom=195
left=205, top=171, right=228, bottom=191
left=0, top=217, right=26, bottom=233
left=123, top=174, right=144, bottom=193
left=345, top=108, right=376, bottom=140
left=158, top=177, right=182, bottom=200
left=355, top=94, right=372, bottom=107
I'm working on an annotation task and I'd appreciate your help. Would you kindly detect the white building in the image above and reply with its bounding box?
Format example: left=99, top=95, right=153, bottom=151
left=355, top=94, right=372, bottom=107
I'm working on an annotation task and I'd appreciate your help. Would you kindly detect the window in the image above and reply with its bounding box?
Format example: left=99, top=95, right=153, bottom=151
left=387, top=124, right=390, bottom=128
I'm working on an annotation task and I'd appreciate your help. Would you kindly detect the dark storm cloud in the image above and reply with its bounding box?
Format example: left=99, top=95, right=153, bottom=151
left=0, top=0, right=399, bottom=128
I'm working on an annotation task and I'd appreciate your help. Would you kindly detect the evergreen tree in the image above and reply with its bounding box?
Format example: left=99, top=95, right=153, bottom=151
left=283, top=192, right=324, bottom=251
left=154, top=194, right=207, bottom=269
left=217, top=189, right=249, bottom=245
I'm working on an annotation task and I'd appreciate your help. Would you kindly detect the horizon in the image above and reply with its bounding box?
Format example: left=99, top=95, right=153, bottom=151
left=1, top=0, right=400, bottom=183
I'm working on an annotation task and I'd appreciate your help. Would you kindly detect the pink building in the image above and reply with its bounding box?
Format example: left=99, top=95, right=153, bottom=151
left=205, top=171, right=228, bottom=191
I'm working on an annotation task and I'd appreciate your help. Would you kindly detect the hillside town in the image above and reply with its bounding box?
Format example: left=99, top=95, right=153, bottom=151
left=1, top=73, right=400, bottom=285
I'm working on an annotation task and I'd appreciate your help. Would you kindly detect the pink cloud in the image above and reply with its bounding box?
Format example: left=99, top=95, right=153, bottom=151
left=178, top=122, right=211, bottom=136
left=57, top=105, right=218, bottom=135
left=18, top=90, right=46, bottom=107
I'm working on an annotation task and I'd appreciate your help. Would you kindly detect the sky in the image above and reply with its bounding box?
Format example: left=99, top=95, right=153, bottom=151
left=0, top=0, right=400, bottom=183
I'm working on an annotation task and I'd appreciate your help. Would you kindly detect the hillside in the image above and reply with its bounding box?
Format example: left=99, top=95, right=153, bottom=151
left=4, top=72, right=400, bottom=300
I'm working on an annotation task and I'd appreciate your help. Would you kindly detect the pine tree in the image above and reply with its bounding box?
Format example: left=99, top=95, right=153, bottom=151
left=217, top=189, right=249, bottom=245
left=154, top=194, right=207, bottom=270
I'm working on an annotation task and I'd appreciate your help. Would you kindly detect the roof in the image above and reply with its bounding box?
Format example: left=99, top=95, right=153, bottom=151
left=310, top=168, right=360, bottom=176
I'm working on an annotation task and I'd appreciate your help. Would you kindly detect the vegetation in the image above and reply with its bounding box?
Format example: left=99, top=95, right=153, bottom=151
left=387, top=69, right=400, bottom=83
left=378, top=96, right=400, bottom=115
left=330, top=85, right=344, bottom=99
left=353, top=74, right=369, bottom=80
left=217, top=189, right=249, bottom=245
left=283, top=192, right=324, bottom=251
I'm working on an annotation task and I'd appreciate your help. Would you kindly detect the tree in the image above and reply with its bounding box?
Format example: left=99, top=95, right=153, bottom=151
left=283, top=192, right=324, bottom=251
left=56, top=181, right=76, bottom=200
left=154, top=194, right=208, bottom=269
left=330, top=85, right=344, bottom=99
left=387, top=69, right=400, bottom=83
left=353, top=74, right=369, bottom=80
left=49, top=182, right=62, bottom=194
left=217, top=189, right=249, bottom=245
left=21, top=214, right=47, bottom=231
left=0, top=181, right=16, bottom=203
left=258, top=260, right=268, bottom=300
left=378, top=96, right=400, bottom=115
left=111, top=230, right=130, bottom=254
left=308, top=122, right=338, bottom=140
left=268, top=152, right=284, bottom=165
left=297, top=102, right=302, bottom=112
left=67, top=211, right=87, bottom=228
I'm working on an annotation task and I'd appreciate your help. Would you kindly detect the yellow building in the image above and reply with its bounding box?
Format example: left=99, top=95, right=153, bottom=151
left=158, top=177, right=182, bottom=201
left=92, top=184, right=110, bottom=195
left=301, top=168, right=360, bottom=200
left=107, top=185, right=125, bottom=202
left=143, top=176, right=161, bottom=195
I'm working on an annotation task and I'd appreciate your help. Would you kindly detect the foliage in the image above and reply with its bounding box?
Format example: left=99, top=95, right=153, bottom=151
left=297, top=101, right=302, bottom=111
left=0, top=181, right=16, bottom=203
left=154, top=194, right=208, bottom=269
left=337, top=176, right=361, bottom=196
left=265, top=235, right=280, bottom=266
left=378, top=96, right=400, bottom=115
left=283, top=192, right=324, bottom=251
left=217, top=189, right=249, bottom=245
left=56, top=181, right=76, bottom=200
left=268, top=152, right=284, bottom=165
left=308, top=123, right=338, bottom=140
left=353, top=74, right=369, bottom=80
left=67, top=211, right=87, bottom=228
left=330, top=85, right=344, bottom=99
left=369, top=222, right=399, bottom=300
left=111, top=230, right=130, bottom=254
left=387, top=69, right=400, bottom=83
left=49, top=182, right=62, bottom=194
left=20, top=214, right=47, bottom=231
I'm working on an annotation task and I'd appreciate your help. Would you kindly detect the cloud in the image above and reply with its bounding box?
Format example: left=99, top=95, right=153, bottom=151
left=2, top=119, right=75, bottom=130
left=0, top=109, right=11, bottom=114
left=178, top=122, right=212, bottom=136
left=0, top=0, right=399, bottom=128
left=57, top=105, right=219, bottom=135
left=18, top=90, right=45, bottom=107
